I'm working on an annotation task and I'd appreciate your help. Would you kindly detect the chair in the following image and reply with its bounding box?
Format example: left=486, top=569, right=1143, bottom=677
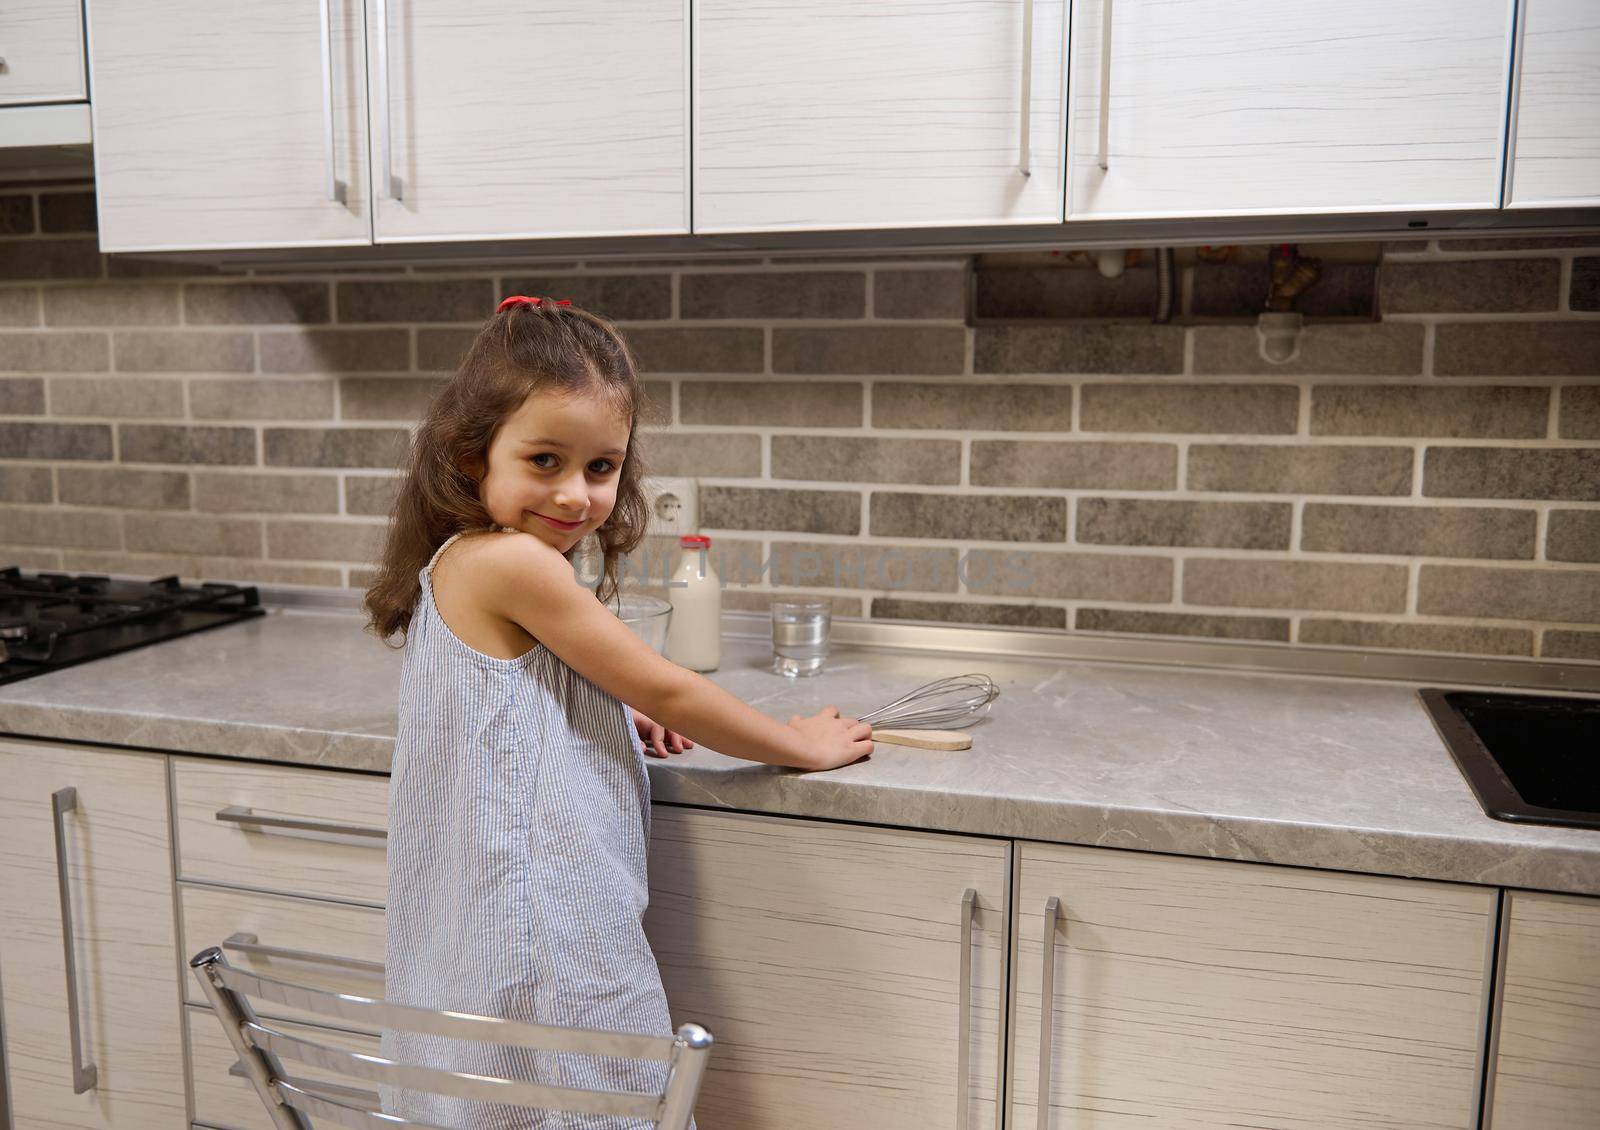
left=189, top=946, right=712, bottom=1130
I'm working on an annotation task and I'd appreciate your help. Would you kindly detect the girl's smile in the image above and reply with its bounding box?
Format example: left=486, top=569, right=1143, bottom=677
left=475, top=388, right=631, bottom=549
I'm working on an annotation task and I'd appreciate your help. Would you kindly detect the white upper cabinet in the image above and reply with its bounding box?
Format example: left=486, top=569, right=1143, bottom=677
left=369, top=0, right=688, bottom=242
left=693, top=0, right=1067, bottom=233
left=86, top=0, right=371, bottom=252
left=1505, top=0, right=1600, bottom=207
left=0, top=0, right=87, bottom=104
left=1066, top=0, right=1516, bottom=220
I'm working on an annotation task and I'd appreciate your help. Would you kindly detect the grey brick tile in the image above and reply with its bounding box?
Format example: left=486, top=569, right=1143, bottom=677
left=0, top=331, right=109, bottom=372
left=1299, top=619, right=1533, bottom=656
left=0, top=506, right=120, bottom=549
left=1184, top=558, right=1408, bottom=612
left=963, top=548, right=1172, bottom=601
left=125, top=513, right=262, bottom=557
left=871, top=492, right=1065, bottom=542
left=337, top=279, right=494, bottom=323
left=972, top=439, right=1176, bottom=490
left=1302, top=503, right=1535, bottom=559
left=58, top=466, right=190, bottom=510
left=120, top=424, right=256, bottom=465
left=0, top=465, right=52, bottom=503
left=1544, top=630, right=1600, bottom=660
left=874, top=270, right=966, bottom=319
left=776, top=326, right=966, bottom=375
left=260, top=329, right=409, bottom=374
left=49, top=376, right=184, bottom=418
left=264, top=427, right=409, bottom=469
left=975, top=324, right=1182, bottom=374
left=1548, top=510, right=1600, bottom=563
left=627, top=327, right=764, bottom=373
left=872, top=597, right=1066, bottom=629
left=1418, top=564, right=1600, bottom=623
left=0, top=238, right=101, bottom=280
left=765, top=541, right=959, bottom=592
left=44, top=285, right=180, bottom=326
left=501, top=274, right=671, bottom=321
left=1311, top=383, right=1548, bottom=438
left=1573, top=257, right=1600, bottom=311
left=0, top=287, right=38, bottom=326
left=185, top=282, right=331, bottom=325
left=1076, top=607, right=1290, bottom=642
left=115, top=330, right=252, bottom=373
left=681, top=380, right=861, bottom=426
left=1193, top=323, right=1423, bottom=376
left=1188, top=444, right=1412, bottom=495
left=872, top=382, right=1071, bottom=431
left=0, top=195, right=35, bottom=234
left=773, top=435, right=959, bottom=485
left=267, top=519, right=386, bottom=563
left=339, top=378, right=445, bottom=421
left=1435, top=323, right=1600, bottom=377
left=1081, top=384, right=1299, bottom=434
left=637, top=432, right=761, bottom=477
left=1560, top=384, right=1600, bottom=439
left=639, top=380, right=671, bottom=427
left=194, top=472, right=339, bottom=514
left=1424, top=448, right=1600, bottom=501
left=1078, top=498, right=1292, bottom=550
left=722, top=589, right=865, bottom=616
left=0, top=421, right=111, bottom=460
left=701, top=485, right=859, bottom=535
left=975, top=266, right=1155, bottom=319
left=38, top=193, right=96, bottom=234
left=0, top=377, right=44, bottom=414
left=1380, top=259, right=1560, bottom=313
left=682, top=272, right=864, bottom=319
left=190, top=378, right=336, bottom=420
left=416, top=328, right=477, bottom=372
left=344, top=475, right=402, bottom=516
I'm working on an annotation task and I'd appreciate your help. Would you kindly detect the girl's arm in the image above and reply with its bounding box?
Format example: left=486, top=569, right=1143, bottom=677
left=474, top=533, right=871, bottom=772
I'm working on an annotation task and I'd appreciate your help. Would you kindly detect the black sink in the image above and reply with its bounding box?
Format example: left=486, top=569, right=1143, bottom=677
left=1419, top=688, right=1600, bottom=831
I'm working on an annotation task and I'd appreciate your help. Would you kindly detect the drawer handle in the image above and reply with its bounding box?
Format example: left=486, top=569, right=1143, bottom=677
left=317, top=0, right=349, bottom=206
left=50, top=788, right=98, bottom=1094
left=957, top=888, right=976, bottom=1130
left=214, top=805, right=387, bottom=844
left=1037, top=896, right=1062, bottom=1130
left=1018, top=0, right=1034, bottom=175
left=375, top=0, right=403, bottom=200
left=1097, top=0, right=1114, bottom=170
left=224, top=932, right=384, bottom=976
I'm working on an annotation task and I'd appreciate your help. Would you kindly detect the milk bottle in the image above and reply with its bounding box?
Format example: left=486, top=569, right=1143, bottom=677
left=666, top=534, right=720, bottom=672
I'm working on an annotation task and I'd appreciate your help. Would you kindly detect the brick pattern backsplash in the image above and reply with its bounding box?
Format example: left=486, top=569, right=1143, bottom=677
left=1, top=186, right=1598, bottom=663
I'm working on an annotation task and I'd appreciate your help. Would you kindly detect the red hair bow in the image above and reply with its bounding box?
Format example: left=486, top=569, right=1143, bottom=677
left=497, top=295, right=572, bottom=313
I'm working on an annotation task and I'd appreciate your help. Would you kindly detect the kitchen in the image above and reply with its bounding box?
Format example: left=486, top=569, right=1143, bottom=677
left=1, top=0, right=1598, bottom=1128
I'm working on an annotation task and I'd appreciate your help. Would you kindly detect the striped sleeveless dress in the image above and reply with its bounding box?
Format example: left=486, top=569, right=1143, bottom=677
left=381, top=532, right=687, bottom=1129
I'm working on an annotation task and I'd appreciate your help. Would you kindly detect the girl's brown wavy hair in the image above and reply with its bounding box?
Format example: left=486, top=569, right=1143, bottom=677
left=364, top=298, right=649, bottom=645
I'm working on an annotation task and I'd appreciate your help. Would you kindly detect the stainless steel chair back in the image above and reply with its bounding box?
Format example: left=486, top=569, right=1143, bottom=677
left=189, top=946, right=711, bottom=1130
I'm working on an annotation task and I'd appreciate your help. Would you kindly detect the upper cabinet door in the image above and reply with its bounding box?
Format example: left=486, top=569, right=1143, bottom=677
left=0, top=0, right=87, bottom=105
left=86, top=0, right=371, bottom=252
left=1505, top=0, right=1600, bottom=207
left=369, top=0, right=688, bottom=243
left=1066, top=0, right=1515, bottom=220
left=694, top=0, right=1067, bottom=233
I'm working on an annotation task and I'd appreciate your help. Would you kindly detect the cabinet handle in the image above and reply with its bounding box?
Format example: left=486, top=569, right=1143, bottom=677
left=957, top=888, right=976, bottom=1130
left=50, top=788, right=98, bottom=1094
left=1018, top=0, right=1034, bottom=176
left=318, top=0, right=349, bottom=205
left=214, top=804, right=387, bottom=845
left=375, top=0, right=403, bottom=201
left=1036, top=897, right=1062, bottom=1130
left=1096, top=0, right=1113, bottom=170
left=224, top=932, right=384, bottom=975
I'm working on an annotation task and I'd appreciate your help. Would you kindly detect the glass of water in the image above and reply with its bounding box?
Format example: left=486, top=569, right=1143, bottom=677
left=770, top=599, right=831, bottom=678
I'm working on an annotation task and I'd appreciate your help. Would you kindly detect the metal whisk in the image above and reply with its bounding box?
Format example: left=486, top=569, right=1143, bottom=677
left=856, top=673, right=1000, bottom=731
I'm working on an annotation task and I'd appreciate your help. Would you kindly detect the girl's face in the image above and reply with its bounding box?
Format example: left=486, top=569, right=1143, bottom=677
left=474, top=387, right=631, bottom=553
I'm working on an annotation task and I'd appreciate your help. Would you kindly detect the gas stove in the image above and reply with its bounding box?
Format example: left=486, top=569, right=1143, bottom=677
left=0, top=567, right=265, bottom=686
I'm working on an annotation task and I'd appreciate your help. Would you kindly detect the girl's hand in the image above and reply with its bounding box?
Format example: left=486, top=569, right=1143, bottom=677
left=787, top=706, right=873, bottom=771
left=631, top=708, right=695, bottom=759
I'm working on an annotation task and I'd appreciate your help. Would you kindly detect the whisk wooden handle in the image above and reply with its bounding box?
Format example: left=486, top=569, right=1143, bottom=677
left=870, top=728, right=971, bottom=751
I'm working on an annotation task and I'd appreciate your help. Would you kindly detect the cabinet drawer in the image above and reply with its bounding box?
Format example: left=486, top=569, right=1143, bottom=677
left=187, top=1004, right=379, bottom=1130
left=181, top=884, right=386, bottom=1032
left=173, top=756, right=388, bottom=904
left=0, top=0, right=87, bottom=105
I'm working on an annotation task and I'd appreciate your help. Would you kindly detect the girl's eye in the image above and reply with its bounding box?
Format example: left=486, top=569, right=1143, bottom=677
left=589, top=460, right=616, bottom=474
left=530, top=453, right=556, bottom=468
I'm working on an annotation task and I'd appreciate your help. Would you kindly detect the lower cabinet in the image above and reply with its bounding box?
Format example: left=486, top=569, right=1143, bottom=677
left=645, top=807, right=1011, bottom=1130
left=1009, top=842, right=1497, bottom=1130
left=1486, top=890, right=1600, bottom=1129
left=0, top=737, right=186, bottom=1129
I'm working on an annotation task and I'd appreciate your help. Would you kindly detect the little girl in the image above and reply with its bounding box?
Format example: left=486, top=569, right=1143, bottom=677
left=364, top=295, right=872, bottom=1128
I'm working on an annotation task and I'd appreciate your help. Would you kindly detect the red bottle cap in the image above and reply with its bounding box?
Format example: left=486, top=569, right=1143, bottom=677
left=679, top=535, right=711, bottom=548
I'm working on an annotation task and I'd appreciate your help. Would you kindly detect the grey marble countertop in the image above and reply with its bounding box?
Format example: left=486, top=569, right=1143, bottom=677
left=1, top=607, right=1596, bottom=897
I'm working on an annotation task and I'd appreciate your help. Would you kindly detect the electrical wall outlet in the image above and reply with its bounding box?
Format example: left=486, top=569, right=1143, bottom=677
left=644, top=477, right=698, bottom=538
